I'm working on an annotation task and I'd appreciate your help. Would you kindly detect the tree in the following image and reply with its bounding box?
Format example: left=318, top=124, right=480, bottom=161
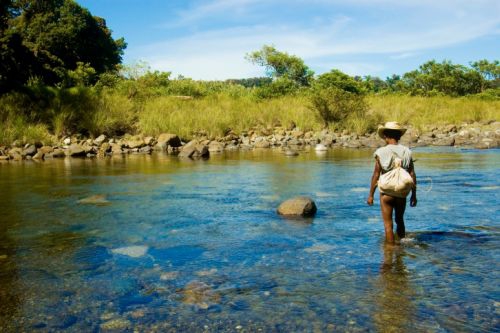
left=471, top=59, right=500, bottom=90
left=402, top=60, right=483, bottom=96
left=385, top=74, right=405, bottom=92
left=8, top=0, right=126, bottom=86
left=0, top=0, right=37, bottom=92
left=363, top=75, right=388, bottom=93
left=246, top=45, right=314, bottom=86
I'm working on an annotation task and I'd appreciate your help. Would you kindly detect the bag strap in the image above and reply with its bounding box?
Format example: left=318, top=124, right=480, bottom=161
left=389, top=151, right=402, bottom=168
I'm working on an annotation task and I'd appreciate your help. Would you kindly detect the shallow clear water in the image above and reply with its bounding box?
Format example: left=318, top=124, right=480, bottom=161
left=0, top=148, right=499, bottom=332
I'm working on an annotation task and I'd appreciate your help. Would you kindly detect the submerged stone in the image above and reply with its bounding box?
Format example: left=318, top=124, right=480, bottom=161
left=77, top=194, right=110, bottom=205
left=100, top=318, right=131, bottom=331
left=304, top=243, right=335, bottom=253
left=182, top=280, right=220, bottom=308
left=160, top=271, right=179, bottom=280
left=111, top=245, right=149, bottom=258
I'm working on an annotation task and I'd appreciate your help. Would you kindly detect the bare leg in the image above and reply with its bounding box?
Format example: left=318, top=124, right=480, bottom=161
left=380, top=194, right=395, bottom=244
left=394, top=197, right=407, bottom=239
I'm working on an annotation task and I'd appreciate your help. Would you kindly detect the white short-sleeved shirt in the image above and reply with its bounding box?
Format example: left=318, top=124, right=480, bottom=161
left=374, top=144, right=413, bottom=172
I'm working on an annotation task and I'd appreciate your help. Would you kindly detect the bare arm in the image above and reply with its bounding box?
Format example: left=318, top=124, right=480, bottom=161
left=409, top=159, right=417, bottom=207
left=367, top=157, right=381, bottom=206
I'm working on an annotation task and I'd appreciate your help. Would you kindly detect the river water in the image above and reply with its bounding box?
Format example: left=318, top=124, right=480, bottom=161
left=0, top=148, right=498, bottom=332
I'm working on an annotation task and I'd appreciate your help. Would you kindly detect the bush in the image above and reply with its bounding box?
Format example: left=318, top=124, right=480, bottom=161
left=475, top=88, right=500, bottom=100
left=165, top=78, right=208, bottom=98
left=254, top=77, right=300, bottom=99
left=315, top=70, right=366, bottom=94
left=310, top=87, right=368, bottom=127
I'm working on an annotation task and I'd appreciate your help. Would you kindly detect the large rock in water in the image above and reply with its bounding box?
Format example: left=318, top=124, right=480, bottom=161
left=277, top=196, right=317, bottom=217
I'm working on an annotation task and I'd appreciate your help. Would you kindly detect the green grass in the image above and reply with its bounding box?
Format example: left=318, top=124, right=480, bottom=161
left=0, top=90, right=498, bottom=146
left=368, top=95, right=500, bottom=132
left=137, top=94, right=320, bottom=139
left=0, top=117, right=54, bottom=146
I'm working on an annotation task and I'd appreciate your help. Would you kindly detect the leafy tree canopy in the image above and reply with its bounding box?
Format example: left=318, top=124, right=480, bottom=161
left=402, top=60, right=483, bottom=96
left=314, top=69, right=366, bottom=94
left=246, top=45, right=314, bottom=86
left=0, top=0, right=126, bottom=91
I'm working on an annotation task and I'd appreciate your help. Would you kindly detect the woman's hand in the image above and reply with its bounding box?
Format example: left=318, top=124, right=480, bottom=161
left=410, top=194, right=417, bottom=207
left=367, top=196, right=374, bottom=206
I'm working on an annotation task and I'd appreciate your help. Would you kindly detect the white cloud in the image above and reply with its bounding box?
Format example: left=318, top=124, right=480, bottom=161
left=129, top=0, right=500, bottom=79
left=389, top=52, right=418, bottom=60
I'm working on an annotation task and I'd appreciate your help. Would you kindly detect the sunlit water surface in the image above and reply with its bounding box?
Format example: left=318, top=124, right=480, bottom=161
left=0, top=148, right=499, bottom=332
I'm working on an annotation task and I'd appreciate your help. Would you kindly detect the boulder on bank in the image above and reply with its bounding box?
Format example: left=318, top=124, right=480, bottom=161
left=178, top=140, right=209, bottom=158
left=254, top=140, right=270, bottom=149
left=277, top=196, right=317, bottom=217
left=50, top=148, right=66, bottom=158
left=432, top=137, right=455, bottom=146
left=125, top=137, right=145, bottom=149
left=22, top=144, right=37, bottom=157
left=93, top=134, right=107, bottom=146
left=157, top=133, right=182, bottom=149
left=65, top=144, right=86, bottom=157
left=208, top=141, right=224, bottom=153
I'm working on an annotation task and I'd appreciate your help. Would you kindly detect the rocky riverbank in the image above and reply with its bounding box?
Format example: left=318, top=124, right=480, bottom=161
left=0, top=121, right=498, bottom=162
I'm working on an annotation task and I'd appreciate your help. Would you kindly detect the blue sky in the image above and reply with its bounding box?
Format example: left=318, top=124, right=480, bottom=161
left=79, top=0, right=499, bottom=80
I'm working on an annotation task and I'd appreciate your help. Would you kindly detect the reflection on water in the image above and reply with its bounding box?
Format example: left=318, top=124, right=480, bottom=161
left=0, top=148, right=498, bottom=332
left=373, top=245, right=415, bottom=333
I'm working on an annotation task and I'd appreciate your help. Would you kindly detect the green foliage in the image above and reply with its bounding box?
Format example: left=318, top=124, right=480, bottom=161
left=226, top=77, right=272, bottom=88
left=64, top=62, right=97, bottom=87
left=471, top=59, right=500, bottom=90
left=315, top=70, right=366, bottom=94
left=1, top=0, right=126, bottom=89
left=310, top=87, right=368, bottom=127
left=475, top=88, right=500, bottom=100
left=89, top=91, right=136, bottom=136
left=362, top=75, right=388, bottom=93
left=254, top=77, right=300, bottom=99
left=310, top=70, right=368, bottom=127
left=402, top=60, right=483, bottom=96
left=246, top=45, right=314, bottom=86
left=0, top=91, right=53, bottom=145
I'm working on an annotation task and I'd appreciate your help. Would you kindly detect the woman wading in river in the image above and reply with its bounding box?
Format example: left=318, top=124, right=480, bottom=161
left=367, top=122, right=417, bottom=244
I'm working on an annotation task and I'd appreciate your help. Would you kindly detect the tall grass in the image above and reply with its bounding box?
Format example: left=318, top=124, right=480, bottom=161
left=89, top=91, right=137, bottom=136
left=137, top=94, right=320, bottom=139
left=0, top=117, right=53, bottom=146
left=1, top=88, right=498, bottom=146
left=368, top=95, right=500, bottom=132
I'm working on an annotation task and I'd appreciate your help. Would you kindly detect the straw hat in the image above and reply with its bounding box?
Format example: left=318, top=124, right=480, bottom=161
left=377, top=121, right=407, bottom=139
